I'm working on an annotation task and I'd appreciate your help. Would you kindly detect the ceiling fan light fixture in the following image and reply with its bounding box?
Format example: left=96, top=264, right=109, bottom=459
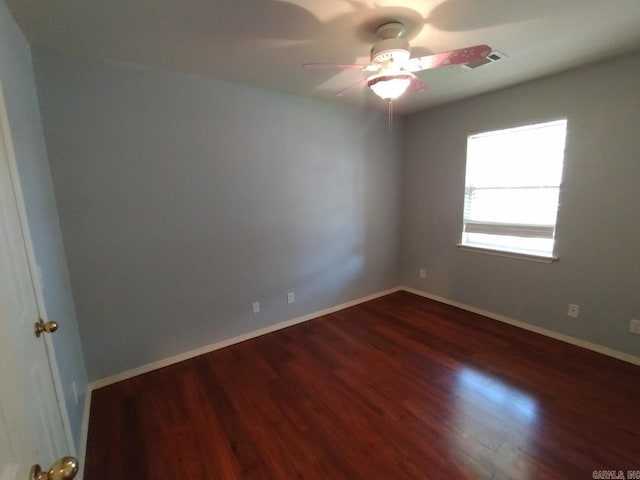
left=302, top=17, right=491, bottom=105
left=368, top=74, right=412, bottom=101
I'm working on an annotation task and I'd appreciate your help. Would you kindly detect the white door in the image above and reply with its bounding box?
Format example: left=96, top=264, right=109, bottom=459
left=0, top=80, right=72, bottom=478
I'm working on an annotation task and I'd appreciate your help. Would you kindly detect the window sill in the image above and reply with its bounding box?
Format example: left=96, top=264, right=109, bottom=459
left=456, top=244, right=558, bottom=264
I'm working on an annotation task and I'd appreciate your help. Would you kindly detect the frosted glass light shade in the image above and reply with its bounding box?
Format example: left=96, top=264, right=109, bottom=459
left=368, top=74, right=412, bottom=100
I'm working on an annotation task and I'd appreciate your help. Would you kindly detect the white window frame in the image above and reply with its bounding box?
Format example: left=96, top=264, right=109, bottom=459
left=458, top=119, right=567, bottom=263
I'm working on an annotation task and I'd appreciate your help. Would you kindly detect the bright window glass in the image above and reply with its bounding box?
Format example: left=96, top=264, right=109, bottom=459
left=461, top=119, right=567, bottom=258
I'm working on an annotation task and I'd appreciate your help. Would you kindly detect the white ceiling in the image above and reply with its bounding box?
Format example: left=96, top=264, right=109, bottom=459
left=6, top=0, right=640, bottom=115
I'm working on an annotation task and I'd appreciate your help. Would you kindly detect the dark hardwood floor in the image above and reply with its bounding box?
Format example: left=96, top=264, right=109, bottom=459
left=85, top=291, right=640, bottom=479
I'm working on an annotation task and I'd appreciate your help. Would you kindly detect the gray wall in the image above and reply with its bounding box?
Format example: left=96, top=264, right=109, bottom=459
left=34, top=50, right=401, bottom=381
left=401, top=51, right=640, bottom=357
left=0, top=3, right=87, bottom=449
left=30, top=36, right=639, bottom=387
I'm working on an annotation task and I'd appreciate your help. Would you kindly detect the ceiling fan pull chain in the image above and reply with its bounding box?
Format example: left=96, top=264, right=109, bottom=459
left=388, top=99, right=393, bottom=130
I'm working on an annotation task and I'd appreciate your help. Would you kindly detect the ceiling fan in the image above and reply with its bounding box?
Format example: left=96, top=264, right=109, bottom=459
left=303, top=21, right=492, bottom=103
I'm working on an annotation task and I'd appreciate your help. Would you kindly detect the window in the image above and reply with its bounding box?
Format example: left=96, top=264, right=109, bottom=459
left=460, top=119, right=567, bottom=261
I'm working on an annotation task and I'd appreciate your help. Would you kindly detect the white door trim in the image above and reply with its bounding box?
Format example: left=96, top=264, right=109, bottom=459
left=0, top=72, right=74, bottom=455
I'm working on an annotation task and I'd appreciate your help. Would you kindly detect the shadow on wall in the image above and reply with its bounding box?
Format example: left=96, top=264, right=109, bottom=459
left=5, top=0, right=571, bottom=93
left=270, top=111, right=395, bottom=310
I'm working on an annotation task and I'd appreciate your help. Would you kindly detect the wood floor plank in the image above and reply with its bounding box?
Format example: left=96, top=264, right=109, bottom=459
left=85, top=291, right=640, bottom=479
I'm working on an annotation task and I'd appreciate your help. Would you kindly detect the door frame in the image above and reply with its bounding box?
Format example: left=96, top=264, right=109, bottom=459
left=0, top=70, right=75, bottom=455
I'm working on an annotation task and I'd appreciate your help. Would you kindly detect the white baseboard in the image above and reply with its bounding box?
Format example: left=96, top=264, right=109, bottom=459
left=81, top=284, right=639, bottom=466
left=88, top=284, right=640, bottom=395
left=90, top=287, right=402, bottom=390
left=402, top=286, right=640, bottom=367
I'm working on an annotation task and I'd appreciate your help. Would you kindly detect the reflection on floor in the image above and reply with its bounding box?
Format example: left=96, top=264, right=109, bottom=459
left=452, top=368, right=539, bottom=479
left=85, top=291, right=640, bottom=479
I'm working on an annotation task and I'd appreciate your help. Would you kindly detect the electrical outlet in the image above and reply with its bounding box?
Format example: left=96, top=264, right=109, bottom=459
left=252, top=301, right=260, bottom=314
left=287, top=292, right=295, bottom=304
left=630, top=319, right=640, bottom=335
left=567, top=304, right=579, bottom=318
left=419, top=268, right=426, bottom=279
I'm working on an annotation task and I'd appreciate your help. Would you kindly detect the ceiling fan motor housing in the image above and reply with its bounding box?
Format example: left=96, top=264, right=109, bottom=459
left=370, top=37, right=410, bottom=64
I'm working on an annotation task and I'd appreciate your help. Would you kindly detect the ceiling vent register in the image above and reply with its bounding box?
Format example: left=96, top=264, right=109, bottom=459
left=459, top=51, right=506, bottom=71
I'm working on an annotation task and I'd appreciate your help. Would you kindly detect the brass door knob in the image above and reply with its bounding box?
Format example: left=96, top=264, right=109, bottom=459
left=34, top=318, right=58, bottom=338
left=30, top=456, right=79, bottom=480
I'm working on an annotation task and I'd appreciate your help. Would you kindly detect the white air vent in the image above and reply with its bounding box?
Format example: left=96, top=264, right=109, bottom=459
left=459, top=51, right=506, bottom=71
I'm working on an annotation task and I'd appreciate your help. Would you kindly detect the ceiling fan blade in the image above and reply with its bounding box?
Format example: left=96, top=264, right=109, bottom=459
left=404, top=44, right=492, bottom=72
left=303, top=62, right=370, bottom=71
left=408, top=75, right=428, bottom=93
left=336, top=78, right=369, bottom=97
